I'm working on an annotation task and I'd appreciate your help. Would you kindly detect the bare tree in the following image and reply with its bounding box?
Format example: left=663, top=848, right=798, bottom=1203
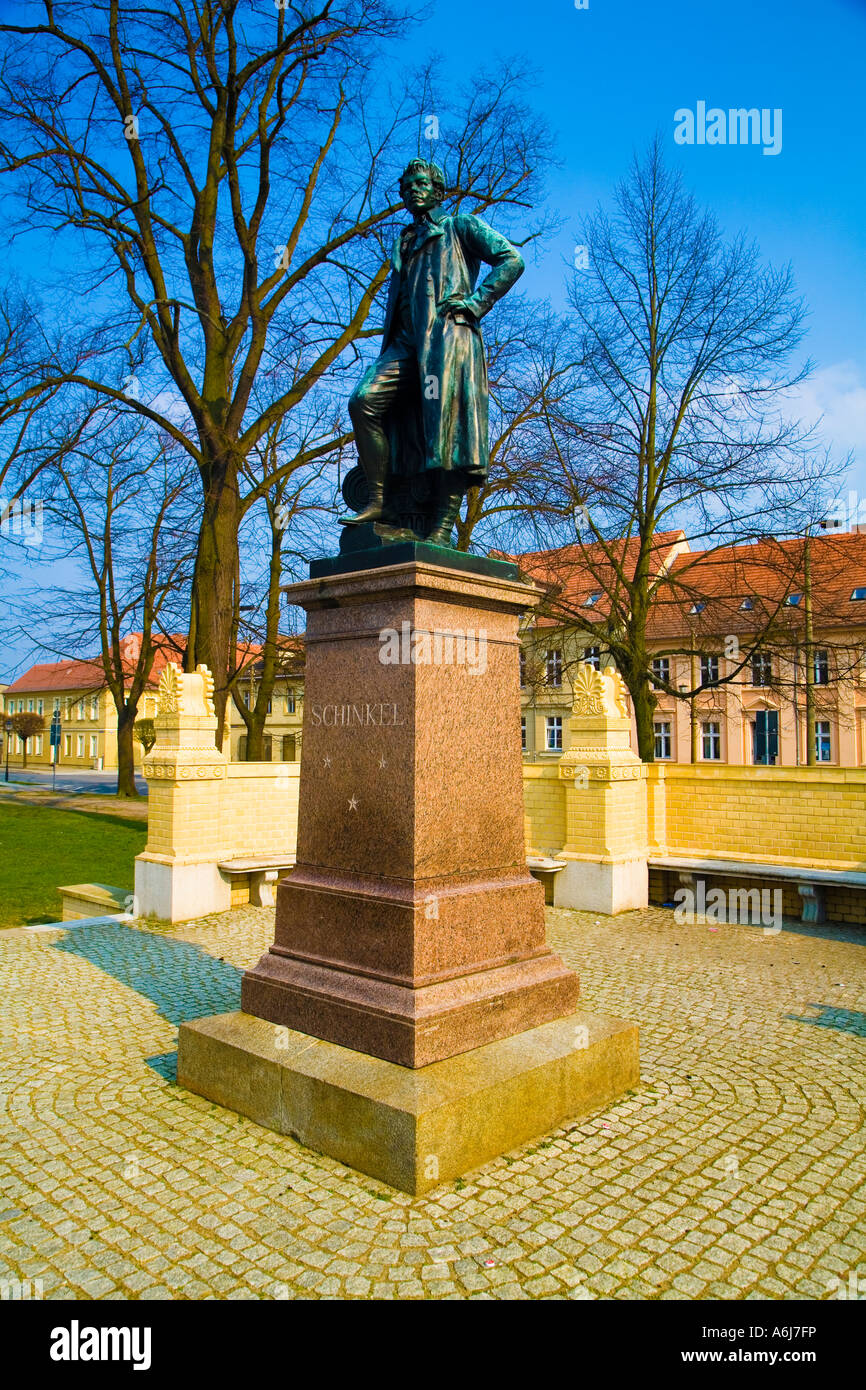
left=22, top=408, right=196, bottom=795
left=516, top=140, right=841, bottom=760
left=0, top=2, right=553, bottom=740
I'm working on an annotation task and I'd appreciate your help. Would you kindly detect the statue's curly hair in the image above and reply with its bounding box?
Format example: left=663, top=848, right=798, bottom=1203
left=399, top=157, right=446, bottom=202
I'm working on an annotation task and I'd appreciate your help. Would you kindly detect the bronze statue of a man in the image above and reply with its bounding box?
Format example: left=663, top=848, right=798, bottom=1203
left=339, top=158, right=525, bottom=547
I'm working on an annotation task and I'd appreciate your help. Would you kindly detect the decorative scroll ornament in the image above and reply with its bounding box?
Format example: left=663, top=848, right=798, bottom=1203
left=572, top=663, right=607, bottom=716
left=572, top=661, right=630, bottom=719
left=604, top=665, right=630, bottom=718
left=156, top=662, right=216, bottom=719
left=157, top=664, right=182, bottom=714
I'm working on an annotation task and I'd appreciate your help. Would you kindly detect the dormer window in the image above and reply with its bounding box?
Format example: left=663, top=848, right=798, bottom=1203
left=740, top=597, right=754, bottom=611
left=583, top=591, right=602, bottom=607
left=785, top=593, right=802, bottom=607
left=689, top=602, right=705, bottom=615
left=851, top=587, right=866, bottom=601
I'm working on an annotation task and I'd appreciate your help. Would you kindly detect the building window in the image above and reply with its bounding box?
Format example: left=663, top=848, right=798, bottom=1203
left=282, top=734, right=296, bottom=761
left=583, top=646, right=601, bottom=671
left=53, top=698, right=60, bottom=712
left=64, top=734, right=71, bottom=756
left=521, top=716, right=527, bottom=751
left=752, top=710, right=779, bottom=765
left=27, top=698, right=34, bottom=712
left=237, top=736, right=248, bottom=760
left=815, top=721, right=832, bottom=762
left=740, top=597, right=754, bottom=611
left=285, top=690, right=296, bottom=714
left=786, top=593, right=802, bottom=607
left=242, top=690, right=251, bottom=709
left=583, top=591, right=602, bottom=607
left=545, top=649, right=562, bottom=687
left=519, top=650, right=526, bottom=688
left=701, top=721, right=721, bottom=761
left=700, top=655, right=719, bottom=686
left=262, top=735, right=273, bottom=761
left=750, top=652, right=772, bottom=687
left=77, top=698, right=85, bottom=719
left=545, top=716, right=563, bottom=752
left=653, top=720, right=672, bottom=760
left=651, top=657, right=670, bottom=687
left=689, top=602, right=705, bottom=615
left=34, top=735, right=43, bottom=756
left=850, top=587, right=866, bottom=602
left=90, top=735, right=98, bottom=758
left=76, top=734, right=85, bottom=757
left=812, top=649, right=829, bottom=686
left=91, top=696, right=99, bottom=719
left=266, top=698, right=272, bottom=714
left=37, top=698, right=44, bottom=715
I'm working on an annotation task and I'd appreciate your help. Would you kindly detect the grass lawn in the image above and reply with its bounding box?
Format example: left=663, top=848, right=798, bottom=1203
left=0, top=802, right=147, bottom=928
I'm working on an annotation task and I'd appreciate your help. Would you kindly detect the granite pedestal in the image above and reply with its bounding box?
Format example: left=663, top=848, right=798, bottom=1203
left=179, top=547, right=639, bottom=1191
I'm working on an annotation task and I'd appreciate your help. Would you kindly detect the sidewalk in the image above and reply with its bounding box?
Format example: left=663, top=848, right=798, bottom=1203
left=0, top=904, right=864, bottom=1299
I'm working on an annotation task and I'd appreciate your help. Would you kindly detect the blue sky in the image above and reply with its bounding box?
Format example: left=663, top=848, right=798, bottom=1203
left=2, top=0, right=864, bottom=681
left=406, top=0, right=866, bottom=484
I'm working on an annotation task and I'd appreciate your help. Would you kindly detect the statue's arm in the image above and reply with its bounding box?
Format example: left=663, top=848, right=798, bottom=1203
left=453, top=215, right=525, bottom=320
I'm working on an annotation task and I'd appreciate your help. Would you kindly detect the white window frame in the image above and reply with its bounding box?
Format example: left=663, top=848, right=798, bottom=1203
left=815, top=720, right=832, bottom=763
left=701, top=721, right=722, bottom=761
left=545, top=715, right=563, bottom=752
left=545, top=649, right=562, bottom=687
left=653, top=720, right=672, bottom=760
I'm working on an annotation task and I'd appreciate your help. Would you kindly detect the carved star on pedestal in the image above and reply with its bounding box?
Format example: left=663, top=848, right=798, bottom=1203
left=323, top=755, right=332, bottom=768
left=378, top=756, right=387, bottom=769
left=348, top=795, right=358, bottom=811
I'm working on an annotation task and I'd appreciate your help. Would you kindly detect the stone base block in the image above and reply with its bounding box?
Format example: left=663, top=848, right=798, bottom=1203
left=133, top=855, right=232, bottom=923
left=177, top=1009, right=639, bottom=1195
left=555, top=856, right=648, bottom=914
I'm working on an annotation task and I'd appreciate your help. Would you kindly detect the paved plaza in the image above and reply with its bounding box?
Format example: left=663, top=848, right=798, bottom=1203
left=1, top=904, right=864, bottom=1300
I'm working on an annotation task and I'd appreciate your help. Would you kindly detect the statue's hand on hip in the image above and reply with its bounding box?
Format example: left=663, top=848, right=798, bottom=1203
left=437, top=294, right=478, bottom=322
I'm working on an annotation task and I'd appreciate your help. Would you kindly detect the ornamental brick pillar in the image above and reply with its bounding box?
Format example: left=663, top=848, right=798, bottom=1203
left=134, top=664, right=231, bottom=921
left=555, top=663, right=648, bottom=914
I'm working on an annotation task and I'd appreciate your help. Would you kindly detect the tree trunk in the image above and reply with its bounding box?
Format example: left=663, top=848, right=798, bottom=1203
left=21, top=740, right=27, bottom=769
left=631, top=675, right=656, bottom=762
left=188, top=473, right=241, bottom=747
left=116, top=707, right=140, bottom=799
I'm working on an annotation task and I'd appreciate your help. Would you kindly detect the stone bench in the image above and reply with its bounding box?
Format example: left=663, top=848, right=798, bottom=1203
left=526, top=856, right=567, bottom=906
left=649, top=856, right=866, bottom=925
left=58, top=883, right=135, bottom=921
left=217, top=857, right=296, bottom=907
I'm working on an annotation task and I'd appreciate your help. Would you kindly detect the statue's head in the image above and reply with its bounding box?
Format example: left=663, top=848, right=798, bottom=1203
left=399, top=158, right=445, bottom=215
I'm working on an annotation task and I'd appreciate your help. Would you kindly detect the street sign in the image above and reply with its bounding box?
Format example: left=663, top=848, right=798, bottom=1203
left=50, top=714, right=62, bottom=748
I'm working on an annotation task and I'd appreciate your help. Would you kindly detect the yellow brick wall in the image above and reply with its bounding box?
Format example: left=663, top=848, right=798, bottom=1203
left=522, top=764, right=566, bottom=855
left=645, top=764, right=866, bottom=871
left=524, top=761, right=866, bottom=873
left=223, top=764, right=300, bottom=860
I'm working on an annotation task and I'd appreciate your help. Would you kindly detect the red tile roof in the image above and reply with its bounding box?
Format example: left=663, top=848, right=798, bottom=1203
left=6, top=635, right=187, bottom=694
left=507, top=530, right=866, bottom=641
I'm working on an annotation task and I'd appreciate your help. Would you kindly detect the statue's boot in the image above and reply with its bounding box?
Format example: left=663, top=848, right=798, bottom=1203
left=426, top=488, right=463, bottom=546
left=339, top=459, right=386, bottom=527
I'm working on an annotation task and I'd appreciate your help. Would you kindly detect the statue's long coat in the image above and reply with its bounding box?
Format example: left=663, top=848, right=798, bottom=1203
left=376, top=207, right=524, bottom=483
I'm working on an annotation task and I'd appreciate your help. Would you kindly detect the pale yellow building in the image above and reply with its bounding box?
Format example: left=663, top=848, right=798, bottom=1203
left=515, top=529, right=866, bottom=768
left=2, top=637, right=305, bottom=771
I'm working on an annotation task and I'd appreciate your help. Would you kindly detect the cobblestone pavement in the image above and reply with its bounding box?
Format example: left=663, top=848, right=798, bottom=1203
left=1, top=905, right=864, bottom=1300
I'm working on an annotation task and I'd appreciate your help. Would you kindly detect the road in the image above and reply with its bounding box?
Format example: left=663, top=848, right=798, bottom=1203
left=2, top=768, right=148, bottom=796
